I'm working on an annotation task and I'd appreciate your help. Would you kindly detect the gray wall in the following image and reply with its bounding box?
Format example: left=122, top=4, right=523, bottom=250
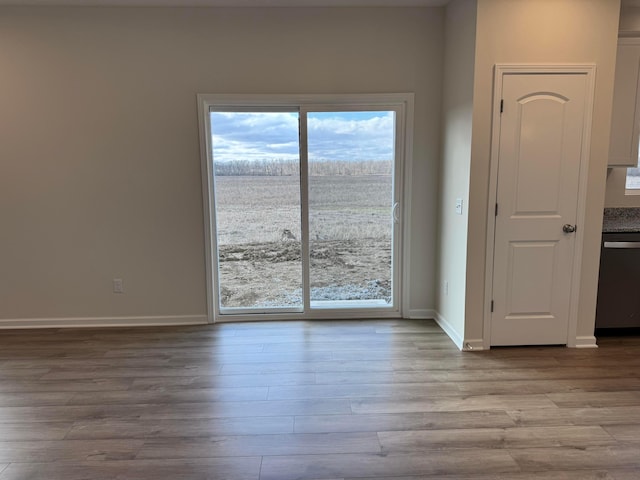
left=435, top=0, right=477, bottom=344
left=466, top=0, right=620, bottom=344
left=0, top=7, right=444, bottom=324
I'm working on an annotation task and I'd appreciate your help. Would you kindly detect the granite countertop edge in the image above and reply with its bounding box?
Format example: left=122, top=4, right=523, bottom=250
left=602, top=207, right=640, bottom=233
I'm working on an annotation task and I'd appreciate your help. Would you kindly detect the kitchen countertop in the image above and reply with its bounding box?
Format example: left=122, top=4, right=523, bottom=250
left=602, top=207, right=640, bottom=233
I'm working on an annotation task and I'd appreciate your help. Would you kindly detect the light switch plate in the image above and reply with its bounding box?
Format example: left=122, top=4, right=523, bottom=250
left=455, top=198, right=463, bottom=215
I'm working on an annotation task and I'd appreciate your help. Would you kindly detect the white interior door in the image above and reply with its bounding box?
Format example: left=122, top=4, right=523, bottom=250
left=490, top=72, right=590, bottom=346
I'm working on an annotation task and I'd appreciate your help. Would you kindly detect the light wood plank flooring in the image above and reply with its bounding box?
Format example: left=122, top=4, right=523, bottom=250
left=0, top=319, right=639, bottom=479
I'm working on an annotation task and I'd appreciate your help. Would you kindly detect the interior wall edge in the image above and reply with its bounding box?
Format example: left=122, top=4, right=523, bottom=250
left=433, top=309, right=464, bottom=350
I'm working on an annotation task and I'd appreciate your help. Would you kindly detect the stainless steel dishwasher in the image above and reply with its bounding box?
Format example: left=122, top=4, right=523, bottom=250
left=595, top=232, right=640, bottom=330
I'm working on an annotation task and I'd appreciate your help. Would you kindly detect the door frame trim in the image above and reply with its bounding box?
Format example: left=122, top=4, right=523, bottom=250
left=196, top=93, right=415, bottom=323
left=482, top=65, right=596, bottom=349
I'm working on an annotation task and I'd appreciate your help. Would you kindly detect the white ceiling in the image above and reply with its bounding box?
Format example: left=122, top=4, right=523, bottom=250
left=0, top=0, right=448, bottom=6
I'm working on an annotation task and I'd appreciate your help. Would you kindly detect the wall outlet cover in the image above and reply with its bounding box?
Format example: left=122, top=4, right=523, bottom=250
left=113, top=278, right=124, bottom=294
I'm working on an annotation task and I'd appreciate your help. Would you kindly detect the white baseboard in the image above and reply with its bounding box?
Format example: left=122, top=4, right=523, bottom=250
left=433, top=310, right=464, bottom=350
left=573, top=335, right=598, bottom=348
left=407, top=309, right=434, bottom=319
left=432, top=311, right=487, bottom=351
left=0, top=315, right=209, bottom=329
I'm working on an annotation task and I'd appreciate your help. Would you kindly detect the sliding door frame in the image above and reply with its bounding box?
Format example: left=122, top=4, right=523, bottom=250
left=197, top=93, right=415, bottom=323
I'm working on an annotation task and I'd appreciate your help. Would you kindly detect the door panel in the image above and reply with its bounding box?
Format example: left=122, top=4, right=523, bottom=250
left=506, top=242, right=557, bottom=316
left=514, top=95, right=566, bottom=214
left=306, top=110, right=396, bottom=309
left=210, top=110, right=303, bottom=313
left=491, top=73, right=588, bottom=346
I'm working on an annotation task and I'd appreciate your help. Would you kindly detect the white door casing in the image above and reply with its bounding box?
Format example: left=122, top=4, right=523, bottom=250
left=486, top=67, right=594, bottom=347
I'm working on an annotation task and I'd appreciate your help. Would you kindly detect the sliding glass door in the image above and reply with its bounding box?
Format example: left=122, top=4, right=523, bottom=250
left=210, top=110, right=303, bottom=313
left=201, top=95, right=409, bottom=320
left=306, top=110, right=396, bottom=309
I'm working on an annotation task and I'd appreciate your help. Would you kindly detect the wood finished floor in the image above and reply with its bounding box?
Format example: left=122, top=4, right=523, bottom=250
left=0, top=319, right=639, bottom=479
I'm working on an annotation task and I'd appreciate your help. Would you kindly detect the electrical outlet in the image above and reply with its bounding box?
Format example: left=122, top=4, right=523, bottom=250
left=113, top=278, right=124, bottom=294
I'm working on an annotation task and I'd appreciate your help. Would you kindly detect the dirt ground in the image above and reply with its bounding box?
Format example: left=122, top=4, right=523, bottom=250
left=218, top=238, right=391, bottom=308
left=213, top=175, right=394, bottom=308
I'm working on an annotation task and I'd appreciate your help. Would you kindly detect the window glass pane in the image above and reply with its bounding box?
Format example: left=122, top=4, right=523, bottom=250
left=307, top=110, right=396, bottom=308
left=627, top=165, right=640, bottom=190
left=210, top=111, right=303, bottom=310
left=626, top=139, right=640, bottom=190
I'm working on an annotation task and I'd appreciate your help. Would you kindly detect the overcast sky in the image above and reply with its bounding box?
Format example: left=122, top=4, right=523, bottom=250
left=210, top=110, right=395, bottom=162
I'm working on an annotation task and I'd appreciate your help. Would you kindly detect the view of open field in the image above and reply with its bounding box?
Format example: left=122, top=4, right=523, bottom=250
left=214, top=174, right=393, bottom=309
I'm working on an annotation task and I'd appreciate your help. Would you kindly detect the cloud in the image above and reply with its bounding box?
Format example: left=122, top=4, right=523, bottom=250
left=307, top=111, right=395, bottom=161
left=209, top=110, right=395, bottom=163
left=211, top=111, right=300, bottom=162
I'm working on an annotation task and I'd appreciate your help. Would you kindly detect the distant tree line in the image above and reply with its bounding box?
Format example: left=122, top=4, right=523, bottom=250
left=214, top=159, right=298, bottom=176
left=309, top=160, right=392, bottom=176
left=214, top=159, right=392, bottom=176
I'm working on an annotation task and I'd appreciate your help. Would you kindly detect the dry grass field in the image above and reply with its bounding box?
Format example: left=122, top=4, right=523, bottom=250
left=213, top=175, right=393, bottom=308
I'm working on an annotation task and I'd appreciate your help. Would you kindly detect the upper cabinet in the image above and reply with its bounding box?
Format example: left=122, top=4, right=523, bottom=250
left=609, top=39, right=640, bottom=167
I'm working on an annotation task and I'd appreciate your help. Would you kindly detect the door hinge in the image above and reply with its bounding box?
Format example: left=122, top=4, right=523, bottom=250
left=491, top=300, right=494, bottom=313
left=495, top=203, right=498, bottom=217
left=500, top=99, right=504, bottom=114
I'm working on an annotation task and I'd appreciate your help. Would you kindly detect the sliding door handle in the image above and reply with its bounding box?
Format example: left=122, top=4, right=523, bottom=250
left=392, top=202, right=400, bottom=224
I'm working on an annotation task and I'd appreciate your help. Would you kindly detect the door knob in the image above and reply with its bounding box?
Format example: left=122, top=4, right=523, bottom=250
left=563, top=224, right=577, bottom=233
